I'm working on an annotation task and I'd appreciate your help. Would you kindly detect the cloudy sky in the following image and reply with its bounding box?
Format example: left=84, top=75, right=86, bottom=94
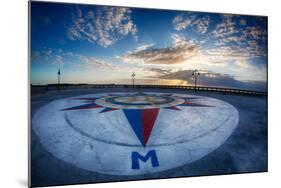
left=30, top=2, right=267, bottom=91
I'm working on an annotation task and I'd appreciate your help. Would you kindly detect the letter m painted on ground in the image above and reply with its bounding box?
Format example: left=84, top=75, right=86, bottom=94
left=131, top=150, right=159, bottom=169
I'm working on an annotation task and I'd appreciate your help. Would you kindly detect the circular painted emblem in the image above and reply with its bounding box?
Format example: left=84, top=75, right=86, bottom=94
left=32, top=92, right=239, bottom=175
left=95, top=94, right=185, bottom=109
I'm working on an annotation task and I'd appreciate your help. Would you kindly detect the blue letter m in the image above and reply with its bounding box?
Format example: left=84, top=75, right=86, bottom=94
left=131, top=150, right=159, bottom=169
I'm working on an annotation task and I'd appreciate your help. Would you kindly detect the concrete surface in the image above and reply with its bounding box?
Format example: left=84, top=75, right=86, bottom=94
left=30, top=88, right=267, bottom=187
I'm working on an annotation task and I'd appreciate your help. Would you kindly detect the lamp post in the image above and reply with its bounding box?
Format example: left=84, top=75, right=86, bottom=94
left=131, top=72, right=136, bottom=88
left=192, top=70, right=200, bottom=91
left=58, top=69, right=61, bottom=93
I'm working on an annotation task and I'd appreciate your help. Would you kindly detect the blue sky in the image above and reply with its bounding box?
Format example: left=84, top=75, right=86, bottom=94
left=30, top=2, right=267, bottom=91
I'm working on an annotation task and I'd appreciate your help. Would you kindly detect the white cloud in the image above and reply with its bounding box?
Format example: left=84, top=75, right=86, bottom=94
left=151, top=68, right=266, bottom=91
left=173, top=14, right=197, bottom=31
left=173, top=14, right=210, bottom=34
left=31, top=49, right=52, bottom=63
left=210, top=15, right=267, bottom=60
left=77, top=56, right=121, bottom=70
left=212, top=15, right=237, bottom=38
left=134, top=43, right=154, bottom=52
left=31, top=48, right=120, bottom=71
left=54, top=55, right=63, bottom=65
left=68, top=6, right=137, bottom=47
left=243, top=26, right=267, bottom=41
left=31, top=49, right=152, bottom=76
left=120, top=34, right=200, bottom=65
left=193, top=16, right=210, bottom=34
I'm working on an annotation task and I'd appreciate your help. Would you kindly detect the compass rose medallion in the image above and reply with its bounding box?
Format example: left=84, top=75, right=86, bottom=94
left=61, top=92, right=211, bottom=146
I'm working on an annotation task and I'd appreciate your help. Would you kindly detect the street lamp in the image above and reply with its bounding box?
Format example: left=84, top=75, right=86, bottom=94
left=58, top=68, right=61, bottom=93
left=192, top=70, right=200, bottom=91
left=131, top=72, right=136, bottom=88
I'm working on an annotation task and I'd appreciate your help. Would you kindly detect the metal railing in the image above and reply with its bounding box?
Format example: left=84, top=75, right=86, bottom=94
left=31, top=84, right=267, bottom=96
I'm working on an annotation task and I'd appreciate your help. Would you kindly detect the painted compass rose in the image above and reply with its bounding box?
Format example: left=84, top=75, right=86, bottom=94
left=32, top=92, right=239, bottom=175
left=61, top=92, right=211, bottom=146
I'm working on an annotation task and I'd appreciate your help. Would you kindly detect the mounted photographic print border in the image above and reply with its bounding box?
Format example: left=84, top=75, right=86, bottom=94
left=29, top=1, right=268, bottom=187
